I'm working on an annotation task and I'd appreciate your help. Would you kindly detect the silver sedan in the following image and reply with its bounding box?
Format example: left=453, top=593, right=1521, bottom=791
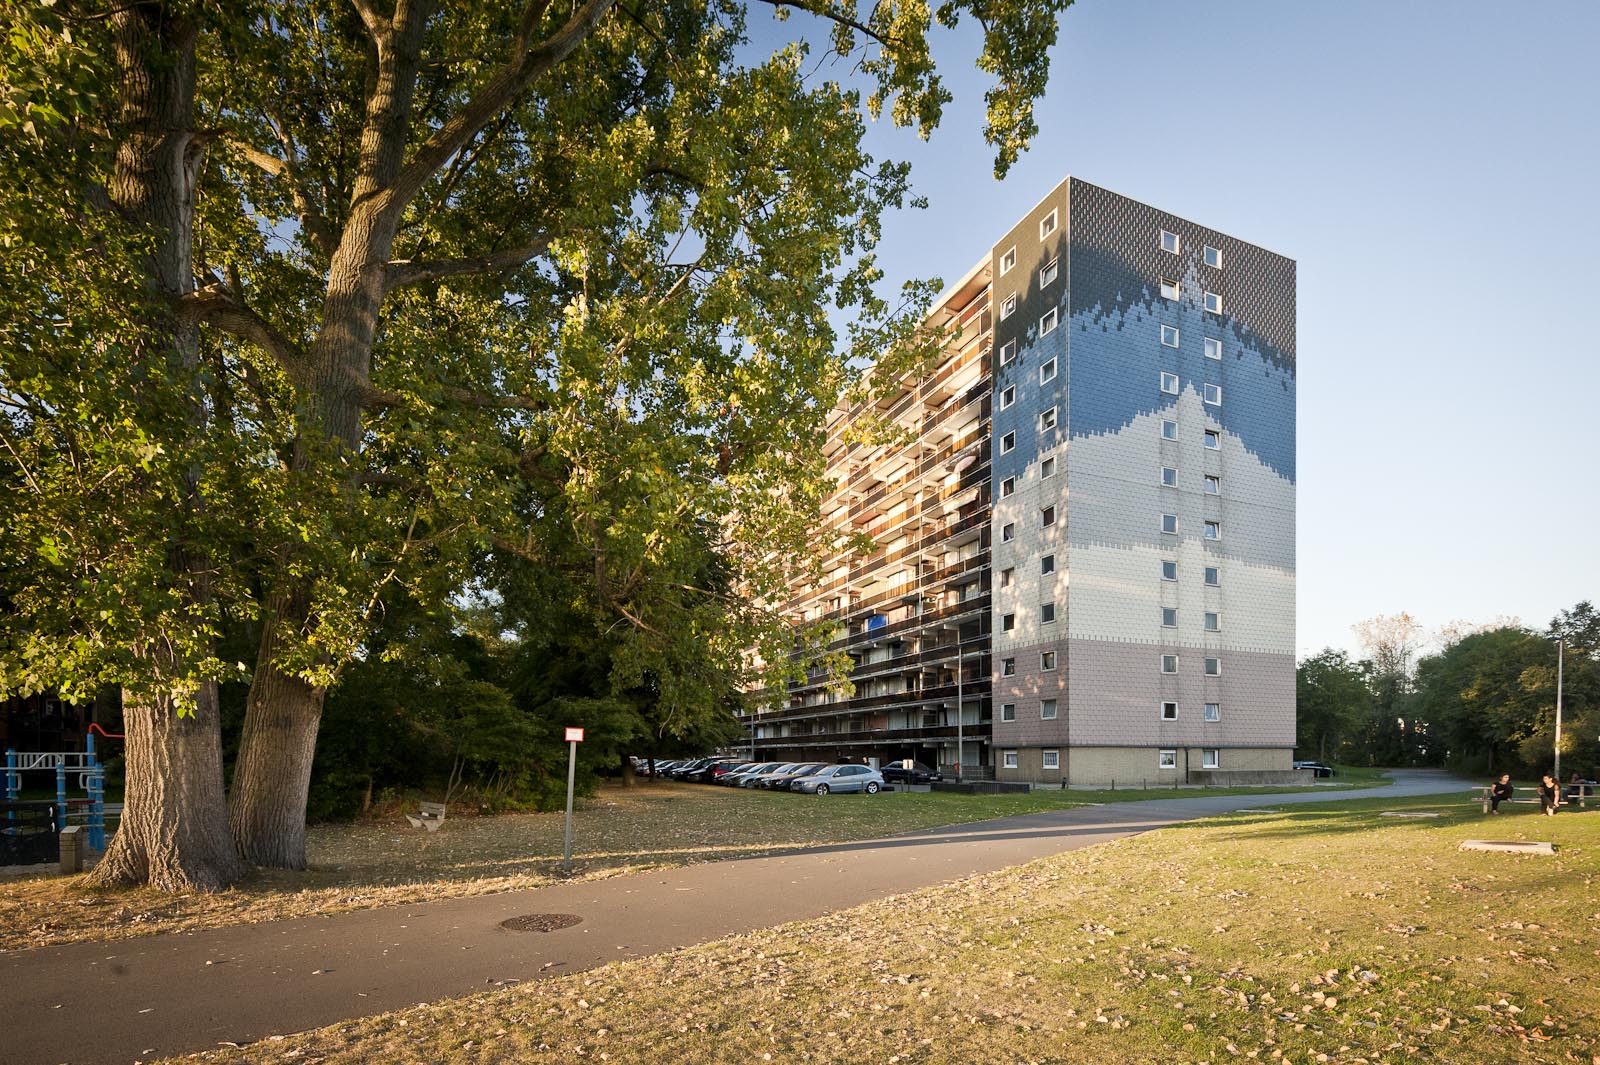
left=790, top=764, right=886, bottom=795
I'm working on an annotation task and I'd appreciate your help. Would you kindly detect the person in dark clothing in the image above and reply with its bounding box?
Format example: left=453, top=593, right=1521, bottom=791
left=1568, top=772, right=1587, bottom=805
left=1538, top=774, right=1561, bottom=816
left=1489, top=774, right=1514, bottom=813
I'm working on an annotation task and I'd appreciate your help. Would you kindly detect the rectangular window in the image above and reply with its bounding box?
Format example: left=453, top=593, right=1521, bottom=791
left=1161, top=654, right=1178, bottom=674
left=1204, top=566, right=1219, bottom=586
left=1042, top=749, right=1060, bottom=770
left=1001, top=293, right=1017, bottom=320
left=1204, top=521, right=1221, bottom=541
left=1000, top=476, right=1015, bottom=497
left=1204, top=291, right=1223, bottom=314
left=1159, top=278, right=1180, bottom=301
left=1204, top=702, right=1220, bottom=722
left=1202, top=748, right=1220, bottom=769
left=1040, top=209, right=1058, bottom=239
left=1041, top=698, right=1058, bottom=720
left=1000, top=431, right=1016, bottom=454
left=1160, top=230, right=1180, bottom=254
left=1204, top=474, right=1220, bottom=495
left=1161, top=607, right=1177, bottom=627
left=1160, top=324, right=1180, bottom=348
left=1204, top=429, right=1221, bottom=450
left=1002, top=522, right=1016, bottom=542
left=1040, top=358, right=1057, bottom=384
left=1040, top=308, right=1058, bottom=335
left=1041, top=504, right=1056, bottom=527
left=1204, top=337, right=1223, bottom=360
left=1161, top=466, right=1178, bottom=488
left=1001, top=703, right=1016, bottom=721
left=1000, top=566, right=1014, bottom=588
left=1160, top=371, right=1179, bottom=395
left=1159, top=749, right=1178, bottom=769
left=1003, top=749, right=1019, bottom=769
left=1204, top=245, right=1223, bottom=268
left=999, top=339, right=1016, bottom=365
left=1161, top=560, right=1177, bottom=581
left=1040, top=258, right=1058, bottom=287
left=1161, top=701, right=1178, bottom=720
left=1040, top=456, right=1055, bottom=478
left=1041, top=602, right=1056, bottom=624
left=1204, top=383, right=1222, bottom=406
left=1039, top=406, right=1058, bottom=431
left=1000, top=246, right=1017, bottom=275
left=1205, top=611, right=1220, bottom=632
left=1000, top=385, right=1015, bottom=410
left=1002, top=657, right=1016, bottom=677
left=1161, top=513, right=1178, bottom=535
left=1040, top=553, right=1055, bottom=575
left=1002, top=612, right=1016, bottom=632
left=1204, top=657, right=1221, bottom=676
left=1161, top=419, right=1178, bottom=440
left=1040, top=650, right=1056, bottom=671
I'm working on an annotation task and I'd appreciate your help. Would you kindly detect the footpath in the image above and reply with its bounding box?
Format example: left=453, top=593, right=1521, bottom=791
left=0, top=769, right=1468, bottom=1065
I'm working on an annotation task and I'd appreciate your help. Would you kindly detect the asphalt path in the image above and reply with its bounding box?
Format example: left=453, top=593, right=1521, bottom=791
left=0, top=769, right=1472, bottom=1065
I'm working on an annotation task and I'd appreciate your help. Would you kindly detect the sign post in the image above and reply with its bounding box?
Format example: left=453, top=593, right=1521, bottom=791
left=562, top=727, right=584, bottom=872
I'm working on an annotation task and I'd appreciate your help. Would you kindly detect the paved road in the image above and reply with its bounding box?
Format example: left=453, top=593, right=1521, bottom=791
left=0, top=770, right=1470, bottom=1065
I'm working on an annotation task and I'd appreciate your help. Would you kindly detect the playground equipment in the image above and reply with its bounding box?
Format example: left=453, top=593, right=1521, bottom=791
left=4, top=729, right=117, bottom=852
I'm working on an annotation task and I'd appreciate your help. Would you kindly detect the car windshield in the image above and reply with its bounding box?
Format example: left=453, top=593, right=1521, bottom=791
left=791, top=764, right=826, bottom=775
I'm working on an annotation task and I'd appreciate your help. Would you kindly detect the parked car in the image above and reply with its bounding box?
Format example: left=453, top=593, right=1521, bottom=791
left=761, top=762, right=829, bottom=790
left=879, top=761, right=942, bottom=785
left=790, top=764, right=885, bottom=795
left=687, top=759, right=749, bottom=784
left=719, top=762, right=780, bottom=786
left=1293, top=761, right=1335, bottom=778
left=666, top=757, right=715, bottom=780
left=740, top=762, right=803, bottom=787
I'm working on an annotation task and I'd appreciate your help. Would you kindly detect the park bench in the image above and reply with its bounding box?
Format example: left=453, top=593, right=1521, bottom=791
left=405, top=801, right=447, bottom=832
left=1476, top=782, right=1595, bottom=814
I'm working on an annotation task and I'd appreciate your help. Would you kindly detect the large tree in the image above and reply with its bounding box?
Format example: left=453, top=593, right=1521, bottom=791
left=1294, top=648, right=1369, bottom=764
left=2, top=0, right=1075, bottom=887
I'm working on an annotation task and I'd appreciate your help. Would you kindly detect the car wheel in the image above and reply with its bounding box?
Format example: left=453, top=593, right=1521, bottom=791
left=866, top=781, right=880, bottom=795
left=815, top=783, right=830, bottom=796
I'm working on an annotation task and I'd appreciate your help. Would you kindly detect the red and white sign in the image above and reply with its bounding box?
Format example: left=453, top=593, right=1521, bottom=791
left=564, top=727, right=585, bottom=743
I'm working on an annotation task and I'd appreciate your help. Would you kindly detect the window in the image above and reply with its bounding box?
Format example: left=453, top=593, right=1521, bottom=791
left=1161, top=654, right=1178, bottom=674
left=1042, top=749, right=1060, bottom=770
left=1160, top=324, right=1180, bottom=348
left=1041, top=602, right=1056, bottom=624
left=1000, top=476, right=1015, bottom=497
left=1041, top=698, right=1057, bottom=720
left=1204, top=657, right=1221, bottom=676
left=1204, top=474, right=1220, bottom=495
left=1161, top=466, right=1178, bottom=488
left=1205, top=611, right=1220, bottom=632
left=1204, top=291, right=1223, bottom=314
left=999, top=339, right=1016, bottom=365
left=1041, top=650, right=1057, bottom=671
left=1040, top=209, right=1058, bottom=239
left=1160, top=230, right=1180, bottom=254
left=1161, top=607, right=1177, bottom=627
left=1161, top=560, right=1177, bottom=581
left=1040, top=456, right=1055, bottom=478
left=1002, top=657, right=1016, bottom=677
left=1000, top=567, right=1014, bottom=588
left=1159, top=749, right=1178, bottom=769
left=1041, top=504, right=1056, bottom=527
left=1203, top=383, right=1222, bottom=406
left=1003, top=749, right=1019, bottom=769
left=1204, top=245, right=1223, bottom=269
left=1002, top=522, right=1016, bottom=542
left=1204, top=429, right=1221, bottom=450
left=1161, top=419, right=1178, bottom=441
left=1000, top=246, right=1017, bottom=275
left=1002, top=612, right=1016, bottom=632
left=1204, top=566, right=1219, bottom=586
left=1039, top=406, right=1058, bottom=431
left=1159, top=278, right=1180, bottom=301
left=1000, top=385, right=1015, bottom=410
left=1040, top=554, right=1055, bottom=575
left=1161, top=701, right=1178, bottom=720
left=1204, top=337, right=1223, bottom=360
left=1001, top=702, right=1016, bottom=721
left=1040, top=358, right=1057, bottom=384
left=1161, top=513, right=1178, bottom=535
left=1040, top=308, right=1058, bottom=335
left=1001, top=293, right=1017, bottom=320
left=1001, top=431, right=1016, bottom=454
left=1160, top=371, right=1179, bottom=395
left=1204, top=702, right=1221, bottom=722
left=1204, top=521, right=1221, bottom=541
left=1040, top=258, right=1058, bottom=287
left=1202, top=748, right=1220, bottom=769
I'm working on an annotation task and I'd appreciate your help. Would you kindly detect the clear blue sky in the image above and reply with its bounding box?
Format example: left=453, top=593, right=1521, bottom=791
left=760, top=0, right=1600, bottom=659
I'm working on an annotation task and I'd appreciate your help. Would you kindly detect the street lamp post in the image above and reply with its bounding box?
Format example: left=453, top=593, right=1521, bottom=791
left=1554, top=637, right=1564, bottom=781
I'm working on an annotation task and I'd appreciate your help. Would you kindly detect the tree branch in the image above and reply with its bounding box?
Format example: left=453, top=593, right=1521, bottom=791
left=350, top=0, right=388, bottom=40
left=229, top=140, right=338, bottom=258
left=385, top=231, right=557, bottom=290
left=750, top=0, right=894, bottom=47
left=177, top=285, right=304, bottom=377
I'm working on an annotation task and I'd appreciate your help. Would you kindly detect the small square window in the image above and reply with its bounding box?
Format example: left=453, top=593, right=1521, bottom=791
left=1003, top=749, right=1019, bottom=768
left=1160, top=230, right=1180, bottom=254
left=1204, top=566, right=1219, bottom=586
left=999, top=339, right=1016, bottom=365
left=1161, top=701, right=1178, bottom=720
left=1160, top=654, right=1178, bottom=674
left=1001, top=431, right=1016, bottom=454
left=1001, top=702, right=1016, bottom=721
left=1161, top=560, right=1177, bottom=581
left=1040, top=456, right=1055, bottom=478
left=1000, top=475, right=1015, bottom=497
left=1041, top=602, right=1056, bottom=624
left=1204, top=383, right=1222, bottom=406
left=1204, top=702, right=1220, bottom=721
left=1041, top=504, right=1056, bottom=527
left=1204, top=474, right=1220, bottom=495
left=1002, top=612, right=1016, bottom=632
left=1204, top=657, right=1221, bottom=676
left=1159, top=748, right=1178, bottom=769
left=1001, top=293, right=1017, bottom=320
left=1204, top=291, right=1223, bottom=314
left=1204, top=429, right=1221, bottom=450
left=1161, top=513, right=1178, bottom=535
left=1161, top=466, right=1178, bottom=488
left=1040, top=209, right=1058, bottom=239
left=1002, top=522, right=1016, bottom=542
left=1042, top=749, right=1060, bottom=770
left=1040, top=308, right=1058, bottom=335
left=1041, top=650, right=1057, bottom=671
left=1161, top=607, right=1177, bottom=627
left=1000, top=566, right=1014, bottom=588
left=1040, top=358, right=1057, bottom=384
left=1204, top=337, right=1223, bottom=360
left=1002, top=657, right=1016, bottom=677
left=1000, top=385, right=1015, bottom=410
left=1160, top=324, right=1180, bottom=348
left=1204, top=521, right=1221, bottom=541
left=1000, top=246, right=1017, bottom=275
left=1040, top=554, right=1055, bottom=575
left=1159, top=278, right=1180, bottom=301
left=1204, top=245, right=1222, bottom=269
left=1041, top=698, right=1058, bottom=719
left=1039, top=407, right=1057, bottom=431
left=1040, top=258, right=1058, bottom=287
left=1205, top=611, right=1220, bottom=632
left=1202, top=748, right=1220, bottom=769
left=1161, top=419, right=1178, bottom=441
left=1160, top=372, right=1179, bottom=395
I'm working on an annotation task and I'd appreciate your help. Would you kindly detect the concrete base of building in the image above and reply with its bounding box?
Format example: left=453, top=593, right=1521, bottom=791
left=993, top=746, right=1294, bottom=787
left=1187, top=768, right=1306, bottom=786
left=931, top=780, right=1032, bottom=796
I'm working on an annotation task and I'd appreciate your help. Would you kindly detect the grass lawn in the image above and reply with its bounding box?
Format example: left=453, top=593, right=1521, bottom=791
left=1, top=775, right=1384, bottom=952
left=177, top=792, right=1599, bottom=1065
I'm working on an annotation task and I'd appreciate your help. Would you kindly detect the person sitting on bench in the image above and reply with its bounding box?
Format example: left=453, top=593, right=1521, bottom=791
left=1538, top=773, right=1561, bottom=816
left=1489, top=774, right=1514, bottom=813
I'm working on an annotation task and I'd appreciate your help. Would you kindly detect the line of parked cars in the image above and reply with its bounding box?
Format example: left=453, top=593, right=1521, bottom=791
left=639, top=757, right=893, bottom=795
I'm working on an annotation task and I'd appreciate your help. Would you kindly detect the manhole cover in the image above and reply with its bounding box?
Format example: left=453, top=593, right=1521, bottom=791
left=500, top=913, right=583, bottom=932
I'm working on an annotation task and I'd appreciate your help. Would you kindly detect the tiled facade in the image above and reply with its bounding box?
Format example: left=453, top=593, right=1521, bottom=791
left=747, top=178, right=1296, bottom=783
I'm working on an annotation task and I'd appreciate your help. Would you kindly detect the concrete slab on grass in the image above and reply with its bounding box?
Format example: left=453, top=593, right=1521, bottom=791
left=1459, top=839, right=1555, bottom=855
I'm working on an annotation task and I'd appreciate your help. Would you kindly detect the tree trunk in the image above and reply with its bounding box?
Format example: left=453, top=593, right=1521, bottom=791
left=228, top=646, right=324, bottom=868
left=620, top=755, right=635, bottom=787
